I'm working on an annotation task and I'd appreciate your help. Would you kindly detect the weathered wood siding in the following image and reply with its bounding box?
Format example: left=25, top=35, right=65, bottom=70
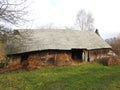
left=88, top=49, right=110, bottom=61
left=7, top=50, right=72, bottom=66
left=7, top=55, right=21, bottom=65
left=7, top=49, right=110, bottom=66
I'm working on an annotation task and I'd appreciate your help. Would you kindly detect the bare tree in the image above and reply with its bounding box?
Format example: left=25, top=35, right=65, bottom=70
left=0, top=25, right=12, bottom=35
left=0, top=0, right=28, bottom=25
left=75, top=9, right=94, bottom=30
left=106, top=35, right=120, bottom=55
left=0, top=0, right=29, bottom=43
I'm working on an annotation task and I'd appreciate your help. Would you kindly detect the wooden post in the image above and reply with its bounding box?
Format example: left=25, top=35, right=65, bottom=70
left=54, top=52, right=57, bottom=63
left=84, top=50, right=88, bottom=62
left=82, top=51, right=85, bottom=61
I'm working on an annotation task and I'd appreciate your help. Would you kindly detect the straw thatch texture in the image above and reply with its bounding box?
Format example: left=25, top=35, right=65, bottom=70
left=6, top=29, right=111, bottom=55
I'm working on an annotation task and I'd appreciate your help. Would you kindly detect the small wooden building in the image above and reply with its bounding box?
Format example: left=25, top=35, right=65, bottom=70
left=6, top=29, right=111, bottom=66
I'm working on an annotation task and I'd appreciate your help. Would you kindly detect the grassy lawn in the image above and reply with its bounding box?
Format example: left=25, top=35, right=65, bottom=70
left=0, top=63, right=120, bottom=90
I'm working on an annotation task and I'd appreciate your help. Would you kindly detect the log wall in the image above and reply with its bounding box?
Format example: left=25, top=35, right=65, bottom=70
left=7, top=49, right=110, bottom=67
left=88, top=49, right=110, bottom=61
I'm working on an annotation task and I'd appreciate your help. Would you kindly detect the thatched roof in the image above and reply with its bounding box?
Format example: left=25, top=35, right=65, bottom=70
left=6, top=29, right=111, bottom=55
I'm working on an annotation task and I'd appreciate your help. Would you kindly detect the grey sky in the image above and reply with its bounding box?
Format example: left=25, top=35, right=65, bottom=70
left=17, top=0, right=120, bottom=39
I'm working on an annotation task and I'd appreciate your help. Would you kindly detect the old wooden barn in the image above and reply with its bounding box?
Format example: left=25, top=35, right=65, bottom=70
left=6, top=29, right=111, bottom=66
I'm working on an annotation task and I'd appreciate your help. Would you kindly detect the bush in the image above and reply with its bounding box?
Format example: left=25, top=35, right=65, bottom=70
left=99, top=57, right=120, bottom=66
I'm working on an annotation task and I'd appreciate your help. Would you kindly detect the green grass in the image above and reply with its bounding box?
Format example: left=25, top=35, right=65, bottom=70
left=0, top=63, right=120, bottom=90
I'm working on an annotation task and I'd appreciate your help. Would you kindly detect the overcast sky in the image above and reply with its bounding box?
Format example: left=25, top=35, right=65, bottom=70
left=22, top=0, right=120, bottom=39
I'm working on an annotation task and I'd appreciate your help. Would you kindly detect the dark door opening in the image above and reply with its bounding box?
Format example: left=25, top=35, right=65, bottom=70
left=21, top=53, right=29, bottom=62
left=72, top=49, right=83, bottom=61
